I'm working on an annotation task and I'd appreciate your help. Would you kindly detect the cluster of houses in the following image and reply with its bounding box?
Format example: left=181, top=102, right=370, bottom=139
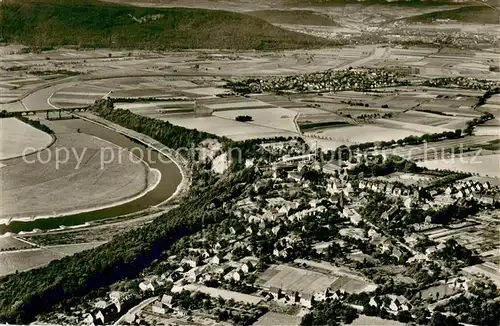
left=369, top=294, right=412, bottom=314
left=81, top=142, right=498, bottom=325
left=83, top=291, right=132, bottom=325
left=265, top=285, right=348, bottom=308
left=445, top=180, right=499, bottom=205
left=236, top=68, right=404, bottom=94
left=138, top=251, right=260, bottom=294
left=368, top=276, right=471, bottom=315
left=358, top=180, right=422, bottom=200
left=366, top=228, right=405, bottom=262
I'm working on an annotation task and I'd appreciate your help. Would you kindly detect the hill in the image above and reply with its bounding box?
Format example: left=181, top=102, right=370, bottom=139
left=247, top=9, right=339, bottom=26
left=285, top=0, right=479, bottom=7
left=0, top=0, right=332, bottom=50
left=403, top=5, right=499, bottom=24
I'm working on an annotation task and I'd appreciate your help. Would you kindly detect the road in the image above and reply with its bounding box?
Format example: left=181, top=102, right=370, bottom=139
left=113, top=296, right=158, bottom=325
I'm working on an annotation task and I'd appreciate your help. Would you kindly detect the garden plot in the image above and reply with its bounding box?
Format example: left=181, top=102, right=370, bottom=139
left=0, top=131, right=157, bottom=222
left=0, top=118, right=53, bottom=160
left=213, top=107, right=298, bottom=132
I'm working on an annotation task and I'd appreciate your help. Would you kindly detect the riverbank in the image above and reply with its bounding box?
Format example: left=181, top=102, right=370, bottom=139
left=0, top=117, right=184, bottom=234
left=76, top=111, right=191, bottom=205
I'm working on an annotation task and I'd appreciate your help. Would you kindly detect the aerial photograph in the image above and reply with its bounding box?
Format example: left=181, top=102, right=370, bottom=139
left=0, top=0, right=499, bottom=325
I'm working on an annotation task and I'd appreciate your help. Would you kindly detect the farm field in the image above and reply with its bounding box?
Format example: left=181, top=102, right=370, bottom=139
left=0, top=118, right=53, bottom=160
left=370, top=172, right=437, bottom=187
left=418, top=153, right=500, bottom=178
left=0, top=236, right=33, bottom=251
left=380, top=135, right=500, bottom=160
left=166, top=116, right=298, bottom=140
left=254, top=312, right=301, bottom=326
left=463, top=262, right=500, bottom=288
left=45, top=241, right=105, bottom=256
left=0, top=43, right=494, bottom=111
left=305, top=124, right=425, bottom=146
left=213, top=107, right=298, bottom=133
left=0, top=121, right=157, bottom=223
left=350, top=315, right=407, bottom=326
left=0, top=241, right=103, bottom=277
left=0, top=249, right=64, bottom=277
left=257, top=263, right=374, bottom=295
left=258, top=264, right=338, bottom=295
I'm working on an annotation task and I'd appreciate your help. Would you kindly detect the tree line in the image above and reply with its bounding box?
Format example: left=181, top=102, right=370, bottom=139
left=0, top=110, right=54, bottom=134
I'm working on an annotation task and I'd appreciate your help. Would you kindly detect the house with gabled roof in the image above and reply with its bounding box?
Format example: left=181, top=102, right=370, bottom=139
left=233, top=270, right=245, bottom=282
left=387, top=295, right=411, bottom=312
left=95, top=302, right=119, bottom=324
left=139, top=280, right=155, bottom=293
left=241, top=262, right=253, bottom=273
left=210, top=254, right=223, bottom=265
left=300, top=292, right=314, bottom=308
left=181, top=256, right=200, bottom=268
left=271, top=225, right=282, bottom=236
left=161, top=294, right=173, bottom=307
left=152, top=301, right=166, bottom=314
left=381, top=205, right=399, bottom=221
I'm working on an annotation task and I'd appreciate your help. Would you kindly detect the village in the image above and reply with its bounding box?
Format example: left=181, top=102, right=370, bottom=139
left=35, top=138, right=498, bottom=326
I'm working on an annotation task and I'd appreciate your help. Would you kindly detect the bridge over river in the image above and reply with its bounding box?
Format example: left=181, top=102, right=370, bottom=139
left=7, top=106, right=90, bottom=119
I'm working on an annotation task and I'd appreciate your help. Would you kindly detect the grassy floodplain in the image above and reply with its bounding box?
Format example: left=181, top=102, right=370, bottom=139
left=0, top=118, right=53, bottom=160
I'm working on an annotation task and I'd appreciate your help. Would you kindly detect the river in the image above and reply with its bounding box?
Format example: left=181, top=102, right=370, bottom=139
left=0, top=118, right=182, bottom=234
